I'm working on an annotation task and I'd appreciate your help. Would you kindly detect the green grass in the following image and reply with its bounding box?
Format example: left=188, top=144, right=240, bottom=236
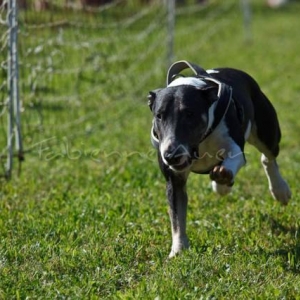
left=1, top=0, right=300, bottom=298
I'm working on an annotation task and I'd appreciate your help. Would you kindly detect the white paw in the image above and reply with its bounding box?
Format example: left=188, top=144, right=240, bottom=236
left=211, top=181, right=232, bottom=196
left=270, top=179, right=291, bottom=205
left=168, top=249, right=179, bottom=258
left=168, top=237, right=189, bottom=258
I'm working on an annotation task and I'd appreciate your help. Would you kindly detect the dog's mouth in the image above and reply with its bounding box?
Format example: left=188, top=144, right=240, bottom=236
left=160, top=141, right=194, bottom=172
left=170, top=162, right=190, bottom=172
left=168, top=156, right=192, bottom=172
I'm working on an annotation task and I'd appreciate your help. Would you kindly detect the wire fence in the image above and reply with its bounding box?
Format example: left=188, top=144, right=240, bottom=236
left=0, top=0, right=244, bottom=179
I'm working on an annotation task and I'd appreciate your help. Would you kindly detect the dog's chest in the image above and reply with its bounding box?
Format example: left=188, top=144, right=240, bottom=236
left=191, top=121, right=234, bottom=174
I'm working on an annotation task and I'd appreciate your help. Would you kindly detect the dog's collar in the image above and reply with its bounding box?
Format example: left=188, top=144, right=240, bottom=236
left=151, top=123, right=159, bottom=149
left=151, top=60, right=233, bottom=153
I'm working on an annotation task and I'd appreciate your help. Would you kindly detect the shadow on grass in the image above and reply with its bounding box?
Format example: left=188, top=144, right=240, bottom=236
left=262, top=215, right=300, bottom=274
left=271, top=246, right=300, bottom=275
left=269, top=217, right=298, bottom=236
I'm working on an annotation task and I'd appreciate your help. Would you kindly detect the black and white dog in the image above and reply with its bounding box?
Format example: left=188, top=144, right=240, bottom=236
left=148, top=60, right=291, bottom=258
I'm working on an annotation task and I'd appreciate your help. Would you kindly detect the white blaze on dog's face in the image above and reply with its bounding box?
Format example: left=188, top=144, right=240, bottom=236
left=148, top=77, right=218, bottom=172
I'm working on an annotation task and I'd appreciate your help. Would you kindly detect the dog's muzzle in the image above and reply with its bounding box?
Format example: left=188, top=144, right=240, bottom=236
left=151, top=126, right=199, bottom=171
left=160, top=139, right=193, bottom=172
left=162, top=146, right=192, bottom=171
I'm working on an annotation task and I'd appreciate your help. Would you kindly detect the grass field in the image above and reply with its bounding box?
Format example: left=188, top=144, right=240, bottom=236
left=1, top=0, right=300, bottom=298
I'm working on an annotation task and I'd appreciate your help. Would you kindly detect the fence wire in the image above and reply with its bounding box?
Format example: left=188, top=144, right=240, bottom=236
left=0, top=0, right=242, bottom=179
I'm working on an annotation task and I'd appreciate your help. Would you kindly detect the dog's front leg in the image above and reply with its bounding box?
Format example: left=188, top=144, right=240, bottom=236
left=167, top=174, right=189, bottom=258
left=159, top=154, right=190, bottom=258
left=210, top=141, right=246, bottom=196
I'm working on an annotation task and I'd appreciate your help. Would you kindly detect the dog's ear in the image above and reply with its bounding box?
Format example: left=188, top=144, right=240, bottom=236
left=199, top=84, right=217, bottom=92
left=148, top=90, right=160, bottom=111
left=199, top=85, right=218, bottom=105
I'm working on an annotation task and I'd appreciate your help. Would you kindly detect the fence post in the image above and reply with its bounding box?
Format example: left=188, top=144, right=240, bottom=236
left=167, top=0, right=175, bottom=68
left=6, top=0, right=14, bottom=179
left=240, top=0, right=252, bottom=42
left=12, top=0, right=24, bottom=171
left=6, top=0, right=23, bottom=179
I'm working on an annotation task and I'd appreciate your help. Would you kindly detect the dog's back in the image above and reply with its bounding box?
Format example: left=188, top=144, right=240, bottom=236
left=209, top=68, right=281, bottom=157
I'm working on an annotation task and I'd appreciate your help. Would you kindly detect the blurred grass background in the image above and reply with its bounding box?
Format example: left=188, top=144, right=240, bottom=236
left=0, top=0, right=300, bottom=298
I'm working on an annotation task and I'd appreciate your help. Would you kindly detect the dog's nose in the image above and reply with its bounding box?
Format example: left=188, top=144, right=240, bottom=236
left=164, top=151, right=175, bottom=164
left=163, top=148, right=186, bottom=166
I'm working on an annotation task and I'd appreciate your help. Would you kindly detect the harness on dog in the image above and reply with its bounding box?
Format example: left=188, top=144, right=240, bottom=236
left=151, top=60, right=233, bottom=154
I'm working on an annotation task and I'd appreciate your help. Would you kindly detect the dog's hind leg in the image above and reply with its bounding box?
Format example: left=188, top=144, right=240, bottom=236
left=247, top=88, right=291, bottom=204
left=248, top=124, right=291, bottom=205
left=260, top=153, right=291, bottom=204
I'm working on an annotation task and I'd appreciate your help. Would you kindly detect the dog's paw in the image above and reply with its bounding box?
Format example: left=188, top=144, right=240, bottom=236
left=168, top=250, right=179, bottom=258
left=168, top=237, right=189, bottom=258
left=169, top=247, right=187, bottom=258
left=270, top=179, right=292, bottom=205
left=211, top=181, right=232, bottom=196
left=210, top=165, right=234, bottom=186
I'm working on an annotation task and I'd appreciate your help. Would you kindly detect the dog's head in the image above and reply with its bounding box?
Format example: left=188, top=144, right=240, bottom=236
left=148, top=77, right=218, bottom=172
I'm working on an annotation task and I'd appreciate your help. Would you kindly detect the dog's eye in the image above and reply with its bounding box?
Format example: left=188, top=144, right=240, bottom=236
left=156, top=113, right=162, bottom=120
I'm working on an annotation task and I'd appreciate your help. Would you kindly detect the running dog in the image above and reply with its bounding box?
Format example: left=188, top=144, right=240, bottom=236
left=148, top=60, right=291, bottom=257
